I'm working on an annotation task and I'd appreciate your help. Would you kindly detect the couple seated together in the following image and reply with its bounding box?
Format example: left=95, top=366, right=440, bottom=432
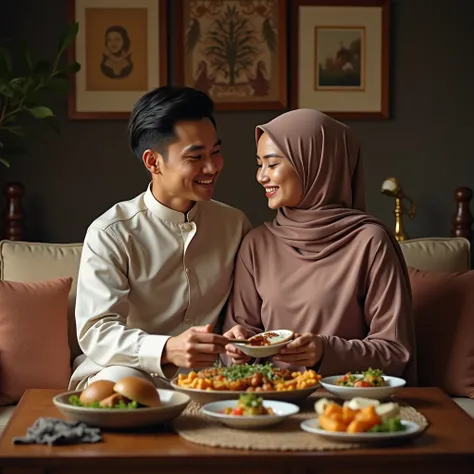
left=69, top=86, right=416, bottom=391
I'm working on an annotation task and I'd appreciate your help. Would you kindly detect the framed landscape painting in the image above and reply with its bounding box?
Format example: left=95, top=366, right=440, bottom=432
left=68, top=0, right=167, bottom=119
left=290, top=0, right=389, bottom=119
left=175, top=0, right=287, bottom=111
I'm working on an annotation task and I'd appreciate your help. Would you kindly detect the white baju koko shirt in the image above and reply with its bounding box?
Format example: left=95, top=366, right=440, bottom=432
left=69, top=185, right=251, bottom=389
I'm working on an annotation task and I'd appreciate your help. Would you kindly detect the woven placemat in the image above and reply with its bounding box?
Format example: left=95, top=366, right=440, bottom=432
left=172, top=394, right=429, bottom=451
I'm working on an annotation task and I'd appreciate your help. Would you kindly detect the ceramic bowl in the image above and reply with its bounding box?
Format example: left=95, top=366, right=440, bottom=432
left=231, top=329, right=294, bottom=358
left=320, top=375, right=406, bottom=401
left=53, top=389, right=190, bottom=429
left=201, top=399, right=299, bottom=429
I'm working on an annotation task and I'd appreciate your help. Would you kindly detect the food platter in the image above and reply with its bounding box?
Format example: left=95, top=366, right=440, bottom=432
left=171, top=363, right=320, bottom=404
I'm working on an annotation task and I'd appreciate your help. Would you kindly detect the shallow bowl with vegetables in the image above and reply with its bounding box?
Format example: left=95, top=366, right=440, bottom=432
left=201, top=393, right=300, bottom=429
left=53, top=388, right=190, bottom=429
left=320, top=369, right=406, bottom=400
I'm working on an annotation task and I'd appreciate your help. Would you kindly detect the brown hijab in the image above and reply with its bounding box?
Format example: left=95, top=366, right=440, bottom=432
left=256, top=109, right=409, bottom=278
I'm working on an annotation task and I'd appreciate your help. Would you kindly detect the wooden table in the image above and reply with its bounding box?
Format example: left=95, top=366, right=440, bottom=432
left=0, top=388, right=473, bottom=474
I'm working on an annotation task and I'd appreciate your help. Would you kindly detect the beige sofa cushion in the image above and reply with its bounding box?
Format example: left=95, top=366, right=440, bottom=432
left=0, top=241, right=83, bottom=361
left=399, top=237, right=471, bottom=272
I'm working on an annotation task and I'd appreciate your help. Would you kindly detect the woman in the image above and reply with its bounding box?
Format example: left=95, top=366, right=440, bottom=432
left=101, top=25, right=133, bottom=79
left=223, top=109, right=416, bottom=384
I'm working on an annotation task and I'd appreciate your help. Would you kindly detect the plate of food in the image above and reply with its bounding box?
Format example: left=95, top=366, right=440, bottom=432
left=301, top=397, right=422, bottom=443
left=53, top=376, right=190, bottom=429
left=320, top=368, right=406, bottom=400
left=201, top=393, right=299, bottom=429
left=228, top=329, right=294, bottom=358
left=171, top=363, right=321, bottom=404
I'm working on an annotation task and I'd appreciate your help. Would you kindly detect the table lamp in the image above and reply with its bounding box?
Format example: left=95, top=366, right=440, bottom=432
left=381, top=177, right=416, bottom=241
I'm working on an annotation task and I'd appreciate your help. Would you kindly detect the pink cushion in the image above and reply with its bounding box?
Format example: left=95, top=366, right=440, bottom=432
left=0, top=278, right=72, bottom=405
left=408, top=268, right=474, bottom=398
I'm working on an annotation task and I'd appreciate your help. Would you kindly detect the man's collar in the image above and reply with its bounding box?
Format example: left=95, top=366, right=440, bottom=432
left=144, top=183, right=198, bottom=223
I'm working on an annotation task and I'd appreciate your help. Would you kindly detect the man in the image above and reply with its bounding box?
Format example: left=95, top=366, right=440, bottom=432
left=69, top=86, right=251, bottom=390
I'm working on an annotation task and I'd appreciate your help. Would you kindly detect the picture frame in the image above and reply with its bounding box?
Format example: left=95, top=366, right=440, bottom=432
left=68, top=0, right=167, bottom=120
left=290, top=0, right=390, bottom=119
left=175, top=0, right=287, bottom=111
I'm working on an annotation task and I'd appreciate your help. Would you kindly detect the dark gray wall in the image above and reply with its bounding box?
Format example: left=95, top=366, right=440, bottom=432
left=0, top=0, right=473, bottom=243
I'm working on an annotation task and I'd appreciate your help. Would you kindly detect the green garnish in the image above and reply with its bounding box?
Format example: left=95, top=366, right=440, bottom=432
left=238, top=393, right=263, bottom=409
left=219, top=363, right=281, bottom=381
left=361, top=368, right=384, bottom=378
left=68, top=395, right=139, bottom=409
left=368, top=417, right=405, bottom=433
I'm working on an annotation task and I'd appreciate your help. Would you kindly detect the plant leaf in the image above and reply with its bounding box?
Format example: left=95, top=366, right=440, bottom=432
left=33, top=60, right=50, bottom=77
left=27, top=106, right=54, bottom=118
left=20, top=41, right=34, bottom=70
left=0, top=82, right=14, bottom=98
left=58, top=22, right=79, bottom=54
left=4, top=126, right=26, bottom=137
left=46, top=116, right=61, bottom=134
left=55, top=61, right=81, bottom=79
left=68, top=61, right=81, bottom=73
left=0, top=157, right=11, bottom=168
left=44, top=76, right=70, bottom=93
left=8, top=77, right=28, bottom=93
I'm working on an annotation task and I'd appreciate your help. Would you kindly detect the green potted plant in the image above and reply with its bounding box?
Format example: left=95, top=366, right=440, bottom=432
left=0, top=23, right=80, bottom=168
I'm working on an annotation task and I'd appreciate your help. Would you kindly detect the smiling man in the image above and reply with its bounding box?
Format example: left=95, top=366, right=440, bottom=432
left=69, top=86, right=251, bottom=390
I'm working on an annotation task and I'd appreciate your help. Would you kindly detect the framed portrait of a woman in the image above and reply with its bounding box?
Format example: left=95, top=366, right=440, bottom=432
left=68, top=0, right=167, bottom=119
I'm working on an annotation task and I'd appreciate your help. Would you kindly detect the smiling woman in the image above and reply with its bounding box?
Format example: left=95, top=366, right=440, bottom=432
left=223, top=108, right=416, bottom=386
left=256, top=133, right=303, bottom=209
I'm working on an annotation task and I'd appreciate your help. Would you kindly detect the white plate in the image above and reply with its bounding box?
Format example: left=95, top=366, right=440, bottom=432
left=232, top=329, right=294, bottom=358
left=53, top=389, right=190, bottom=429
left=201, top=399, right=299, bottom=429
left=300, top=418, right=422, bottom=442
left=171, top=378, right=318, bottom=405
left=320, top=375, right=406, bottom=400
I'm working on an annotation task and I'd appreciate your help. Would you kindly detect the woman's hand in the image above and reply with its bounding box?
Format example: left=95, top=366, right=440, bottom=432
left=223, top=324, right=252, bottom=364
left=273, top=332, right=323, bottom=367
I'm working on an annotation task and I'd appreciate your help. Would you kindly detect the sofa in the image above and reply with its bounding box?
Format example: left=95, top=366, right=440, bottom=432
left=0, top=236, right=472, bottom=434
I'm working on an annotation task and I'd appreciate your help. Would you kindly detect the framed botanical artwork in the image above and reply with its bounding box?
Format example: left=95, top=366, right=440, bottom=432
left=68, top=0, right=167, bottom=119
left=175, top=0, right=287, bottom=111
left=290, top=0, right=390, bottom=119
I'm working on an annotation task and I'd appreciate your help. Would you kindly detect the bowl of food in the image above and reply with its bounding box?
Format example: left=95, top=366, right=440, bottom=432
left=229, top=329, right=294, bottom=358
left=320, top=369, right=406, bottom=400
left=201, top=393, right=299, bottom=429
left=53, top=376, right=190, bottom=429
left=301, top=397, right=422, bottom=443
left=171, top=363, right=321, bottom=404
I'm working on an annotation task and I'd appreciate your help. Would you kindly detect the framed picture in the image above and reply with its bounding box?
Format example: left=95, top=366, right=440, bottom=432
left=290, top=0, right=389, bottom=119
left=68, top=0, right=167, bottom=120
left=175, top=0, right=287, bottom=111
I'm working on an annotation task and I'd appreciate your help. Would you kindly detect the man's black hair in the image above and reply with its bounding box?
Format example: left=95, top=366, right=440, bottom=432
left=128, top=86, right=216, bottom=160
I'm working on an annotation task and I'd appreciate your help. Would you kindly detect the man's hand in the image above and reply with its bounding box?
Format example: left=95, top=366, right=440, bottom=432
left=223, top=324, right=251, bottom=364
left=273, top=333, right=323, bottom=367
left=162, top=324, right=228, bottom=369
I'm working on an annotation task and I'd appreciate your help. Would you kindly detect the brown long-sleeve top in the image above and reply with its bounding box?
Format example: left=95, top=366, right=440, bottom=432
left=223, top=223, right=416, bottom=385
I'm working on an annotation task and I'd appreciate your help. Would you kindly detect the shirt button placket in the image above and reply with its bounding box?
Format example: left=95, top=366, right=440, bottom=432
left=182, top=222, right=195, bottom=327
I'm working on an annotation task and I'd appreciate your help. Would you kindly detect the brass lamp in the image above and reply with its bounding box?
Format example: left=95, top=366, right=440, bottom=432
left=381, top=177, right=416, bottom=241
